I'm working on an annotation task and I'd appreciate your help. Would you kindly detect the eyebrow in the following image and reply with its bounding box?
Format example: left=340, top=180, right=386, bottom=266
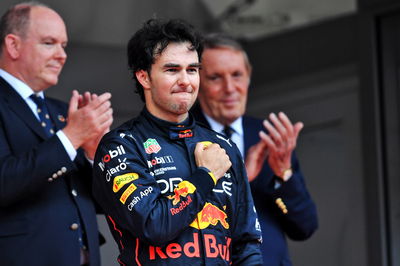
left=41, top=36, right=68, bottom=45
left=163, top=63, right=201, bottom=68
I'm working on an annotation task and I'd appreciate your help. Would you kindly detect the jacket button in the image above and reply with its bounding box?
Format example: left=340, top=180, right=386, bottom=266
left=71, top=189, right=78, bottom=197
left=70, top=223, right=79, bottom=230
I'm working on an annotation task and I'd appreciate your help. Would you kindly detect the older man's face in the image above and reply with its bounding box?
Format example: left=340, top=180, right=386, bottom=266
left=15, top=6, right=67, bottom=92
left=198, top=47, right=250, bottom=125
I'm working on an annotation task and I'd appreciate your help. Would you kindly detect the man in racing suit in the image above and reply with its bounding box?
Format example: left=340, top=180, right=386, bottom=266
left=92, top=19, right=263, bottom=265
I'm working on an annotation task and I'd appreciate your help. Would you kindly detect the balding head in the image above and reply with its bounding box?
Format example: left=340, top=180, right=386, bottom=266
left=0, top=2, right=50, bottom=57
left=0, top=2, right=67, bottom=91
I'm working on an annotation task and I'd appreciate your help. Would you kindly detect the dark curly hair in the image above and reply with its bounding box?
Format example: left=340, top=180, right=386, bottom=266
left=127, top=18, right=203, bottom=102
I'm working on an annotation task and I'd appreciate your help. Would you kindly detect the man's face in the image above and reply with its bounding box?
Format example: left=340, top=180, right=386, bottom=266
left=16, top=7, right=67, bottom=92
left=140, top=42, right=200, bottom=122
left=198, top=47, right=250, bottom=125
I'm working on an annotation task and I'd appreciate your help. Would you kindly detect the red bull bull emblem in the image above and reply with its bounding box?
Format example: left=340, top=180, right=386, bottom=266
left=167, top=181, right=196, bottom=205
left=190, top=202, right=229, bottom=229
left=143, top=138, right=161, bottom=154
left=168, top=181, right=196, bottom=215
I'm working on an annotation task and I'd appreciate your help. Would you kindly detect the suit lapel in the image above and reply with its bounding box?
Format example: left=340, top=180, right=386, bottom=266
left=242, top=116, right=266, bottom=159
left=0, top=78, right=50, bottom=139
left=242, top=118, right=251, bottom=157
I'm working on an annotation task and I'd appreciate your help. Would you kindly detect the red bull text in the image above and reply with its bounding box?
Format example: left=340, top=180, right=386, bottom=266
left=148, top=233, right=231, bottom=262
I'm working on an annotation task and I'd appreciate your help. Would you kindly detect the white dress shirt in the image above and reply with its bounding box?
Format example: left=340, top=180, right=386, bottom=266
left=202, top=112, right=244, bottom=157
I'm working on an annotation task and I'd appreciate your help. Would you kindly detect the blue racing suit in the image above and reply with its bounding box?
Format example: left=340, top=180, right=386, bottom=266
left=93, top=108, right=263, bottom=265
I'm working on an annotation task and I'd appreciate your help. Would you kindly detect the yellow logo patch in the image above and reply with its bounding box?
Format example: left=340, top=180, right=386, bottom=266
left=120, top=183, right=137, bottom=204
left=113, top=173, right=139, bottom=192
left=200, top=141, right=212, bottom=148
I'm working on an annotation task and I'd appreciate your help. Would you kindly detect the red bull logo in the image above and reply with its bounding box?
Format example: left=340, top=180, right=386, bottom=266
left=190, top=203, right=229, bottom=229
left=167, top=181, right=196, bottom=205
left=169, top=196, right=192, bottom=215
left=178, top=129, right=193, bottom=138
left=167, top=181, right=196, bottom=215
left=148, top=233, right=231, bottom=262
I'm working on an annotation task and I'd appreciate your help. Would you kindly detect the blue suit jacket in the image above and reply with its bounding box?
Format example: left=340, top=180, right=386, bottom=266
left=0, top=77, right=101, bottom=266
left=191, top=104, right=318, bottom=266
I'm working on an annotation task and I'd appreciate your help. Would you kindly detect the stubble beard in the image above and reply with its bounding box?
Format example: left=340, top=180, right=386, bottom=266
left=169, top=101, right=192, bottom=115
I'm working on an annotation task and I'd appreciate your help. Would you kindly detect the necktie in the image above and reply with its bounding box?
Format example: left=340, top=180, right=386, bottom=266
left=223, top=125, right=234, bottom=139
left=30, top=94, right=55, bottom=137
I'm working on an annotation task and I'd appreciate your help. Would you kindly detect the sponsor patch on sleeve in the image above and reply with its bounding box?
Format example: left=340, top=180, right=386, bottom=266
left=113, top=173, right=139, bottom=192
left=120, top=183, right=137, bottom=204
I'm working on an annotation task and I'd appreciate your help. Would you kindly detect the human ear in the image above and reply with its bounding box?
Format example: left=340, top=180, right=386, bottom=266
left=4, top=34, right=21, bottom=59
left=135, top=70, right=151, bottom=90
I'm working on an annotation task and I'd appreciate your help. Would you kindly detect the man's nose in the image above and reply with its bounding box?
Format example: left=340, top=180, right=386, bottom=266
left=55, top=44, right=67, bottom=61
left=223, top=77, right=235, bottom=92
left=178, top=72, right=190, bottom=87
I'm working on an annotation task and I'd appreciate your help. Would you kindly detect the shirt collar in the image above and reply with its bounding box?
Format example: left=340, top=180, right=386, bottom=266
left=0, top=69, right=44, bottom=99
left=202, top=111, right=243, bottom=136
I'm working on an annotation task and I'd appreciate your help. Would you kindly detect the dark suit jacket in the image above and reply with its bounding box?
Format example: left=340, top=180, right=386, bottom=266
left=191, top=104, right=318, bottom=266
left=0, top=77, right=101, bottom=266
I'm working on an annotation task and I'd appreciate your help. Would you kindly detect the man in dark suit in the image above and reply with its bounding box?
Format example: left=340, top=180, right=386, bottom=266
left=192, top=33, right=318, bottom=266
left=0, top=3, right=113, bottom=266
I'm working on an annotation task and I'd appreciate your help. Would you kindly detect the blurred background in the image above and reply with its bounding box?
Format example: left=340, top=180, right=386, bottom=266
left=1, top=0, right=399, bottom=265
